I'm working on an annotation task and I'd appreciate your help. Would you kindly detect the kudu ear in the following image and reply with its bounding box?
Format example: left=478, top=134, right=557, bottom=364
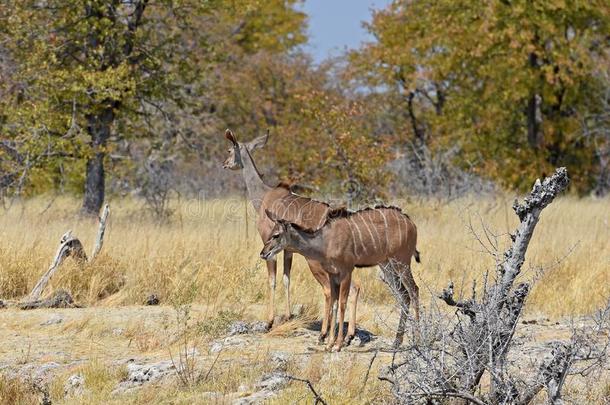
left=225, top=129, right=238, bottom=146
left=246, top=129, right=269, bottom=152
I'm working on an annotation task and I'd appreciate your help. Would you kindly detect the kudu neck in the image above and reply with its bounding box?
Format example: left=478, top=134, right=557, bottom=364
left=240, top=146, right=270, bottom=211
left=288, top=227, right=327, bottom=262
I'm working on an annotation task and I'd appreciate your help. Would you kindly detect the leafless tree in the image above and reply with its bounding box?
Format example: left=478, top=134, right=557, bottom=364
left=389, top=143, right=496, bottom=200
left=380, top=168, right=609, bottom=404
left=136, top=154, right=176, bottom=220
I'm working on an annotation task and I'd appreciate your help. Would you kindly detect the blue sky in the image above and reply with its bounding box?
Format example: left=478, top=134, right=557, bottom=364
left=299, top=0, right=392, bottom=63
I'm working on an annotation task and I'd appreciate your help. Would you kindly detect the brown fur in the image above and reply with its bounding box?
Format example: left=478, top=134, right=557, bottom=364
left=262, top=206, right=420, bottom=351
left=223, top=129, right=360, bottom=341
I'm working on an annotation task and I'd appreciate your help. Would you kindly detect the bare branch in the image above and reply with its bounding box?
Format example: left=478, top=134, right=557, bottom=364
left=286, top=375, right=328, bottom=405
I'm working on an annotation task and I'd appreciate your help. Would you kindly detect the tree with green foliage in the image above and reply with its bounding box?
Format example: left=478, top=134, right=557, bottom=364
left=0, top=0, right=307, bottom=213
left=351, top=0, right=609, bottom=193
left=2, top=0, right=207, bottom=213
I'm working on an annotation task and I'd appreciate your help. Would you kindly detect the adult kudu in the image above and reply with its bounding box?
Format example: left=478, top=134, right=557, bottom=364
left=222, top=129, right=360, bottom=344
left=261, top=205, right=421, bottom=352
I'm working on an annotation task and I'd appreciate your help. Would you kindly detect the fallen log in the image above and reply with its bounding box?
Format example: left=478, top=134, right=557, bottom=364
left=20, top=288, right=82, bottom=310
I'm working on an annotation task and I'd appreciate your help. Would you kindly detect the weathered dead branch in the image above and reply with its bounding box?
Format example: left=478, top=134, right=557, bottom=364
left=382, top=168, right=608, bottom=404
left=19, top=288, right=81, bottom=310
left=24, top=204, right=110, bottom=304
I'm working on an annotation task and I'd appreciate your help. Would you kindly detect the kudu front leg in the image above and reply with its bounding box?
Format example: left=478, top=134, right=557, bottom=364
left=266, top=259, right=278, bottom=329
left=282, top=251, right=293, bottom=321
left=319, top=283, right=333, bottom=344
left=331, top=272, right=352, bottom=352
left=325, top=283, right=339, bottom=351
left=304, top=260, right=333, bottom=344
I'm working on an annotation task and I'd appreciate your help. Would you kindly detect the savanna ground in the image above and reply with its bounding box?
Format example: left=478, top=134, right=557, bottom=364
left=0, top=195, right=608, bottom=404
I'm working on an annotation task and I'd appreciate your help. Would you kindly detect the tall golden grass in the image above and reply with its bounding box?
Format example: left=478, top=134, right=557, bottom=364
left=0, top=195, right=607, bottom=318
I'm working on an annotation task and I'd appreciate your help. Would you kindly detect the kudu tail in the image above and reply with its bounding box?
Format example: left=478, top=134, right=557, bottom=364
left=414, top=249, right=421, bottom=264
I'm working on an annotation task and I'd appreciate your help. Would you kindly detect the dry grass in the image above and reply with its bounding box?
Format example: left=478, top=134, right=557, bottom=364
left=0, top=374, right=42, bottom=405
left=0, top=195, right=607, bottom=318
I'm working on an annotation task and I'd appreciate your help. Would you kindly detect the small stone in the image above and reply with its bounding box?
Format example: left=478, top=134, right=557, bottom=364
left=112, top=328, right=124, bottom=336
left=210, top=342, right=223, bottom=353
left=124, top=360, right=175, bottom=384
left=145, top=294, right=159, bottom=306
left=255, top=371, right=289, bottom=391
left=64, top=374, right=85, bottom=397
left=32, top=362, right=62, bottom=381
left=234, top=390, right=275, bottom=404
left=210, top=336, right=248, bottom=353
left=111, top=359, right=177, bottom=395
left=40, top=314, right=64, bottom=326
left=269, top=352, right=290, bottom=372
left=249, top=321, right=269, bottom=333
left=228, top=321, right=249, bottom=336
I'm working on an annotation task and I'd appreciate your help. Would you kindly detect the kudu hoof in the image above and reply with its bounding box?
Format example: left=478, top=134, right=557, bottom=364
left=318, top=334, right=327, bottom=345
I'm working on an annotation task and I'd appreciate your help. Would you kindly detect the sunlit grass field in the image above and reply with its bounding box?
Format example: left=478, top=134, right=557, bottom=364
left=0, top=194, right=607, bottom=318
left=0, top=194, right=608, bottom=404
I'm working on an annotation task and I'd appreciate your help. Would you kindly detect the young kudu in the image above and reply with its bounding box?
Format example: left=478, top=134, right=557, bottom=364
left=261, top=206, right=421, bottom=352
left=222, top=129, right=360, bottom=343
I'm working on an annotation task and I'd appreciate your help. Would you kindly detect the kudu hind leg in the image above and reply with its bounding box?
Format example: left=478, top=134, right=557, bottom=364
left=283, top=251, right=293, bottom=320
left=266, top=259, right=278, bottom=328
left=344, top=280, right=360, bottom=346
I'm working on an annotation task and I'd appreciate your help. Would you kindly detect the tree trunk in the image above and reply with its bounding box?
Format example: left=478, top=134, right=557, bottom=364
left=526, top=51, right=543, bottom=150
left=527, top=93, right=542, bottom=149
left=82, top=108, right=114, bottom=216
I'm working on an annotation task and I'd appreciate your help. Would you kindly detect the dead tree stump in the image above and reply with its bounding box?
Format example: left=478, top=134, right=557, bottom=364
left=381, top=168, right=608, bottom=404
left=24, top=204, right=110, bottom=306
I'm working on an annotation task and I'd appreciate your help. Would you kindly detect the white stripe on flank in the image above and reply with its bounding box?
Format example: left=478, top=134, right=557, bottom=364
left=399, top=212, right=410, bottom=245
left=392, top=209, right=403, bottom=247
left=350, top=217, right=366, bottom=256
left=360, top=213, right=377, bottom=251
left=379, top=210, right=390, bottom=252
left=346, top=218, right=357, bottom=254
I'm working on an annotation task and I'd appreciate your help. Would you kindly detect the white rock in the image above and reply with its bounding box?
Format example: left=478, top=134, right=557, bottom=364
left=111, top=328, right=124, bottom=336
left=269, top=351, right=290, bottom=371
left=40, top=314, right=63, bottom=326
left=64, top=374, right=85, bottom=396
left=233, top=390, right=275, bottom=405
left=255, top=372, right=288, bottom=391
left=228, top=321, right=249, bottom=336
